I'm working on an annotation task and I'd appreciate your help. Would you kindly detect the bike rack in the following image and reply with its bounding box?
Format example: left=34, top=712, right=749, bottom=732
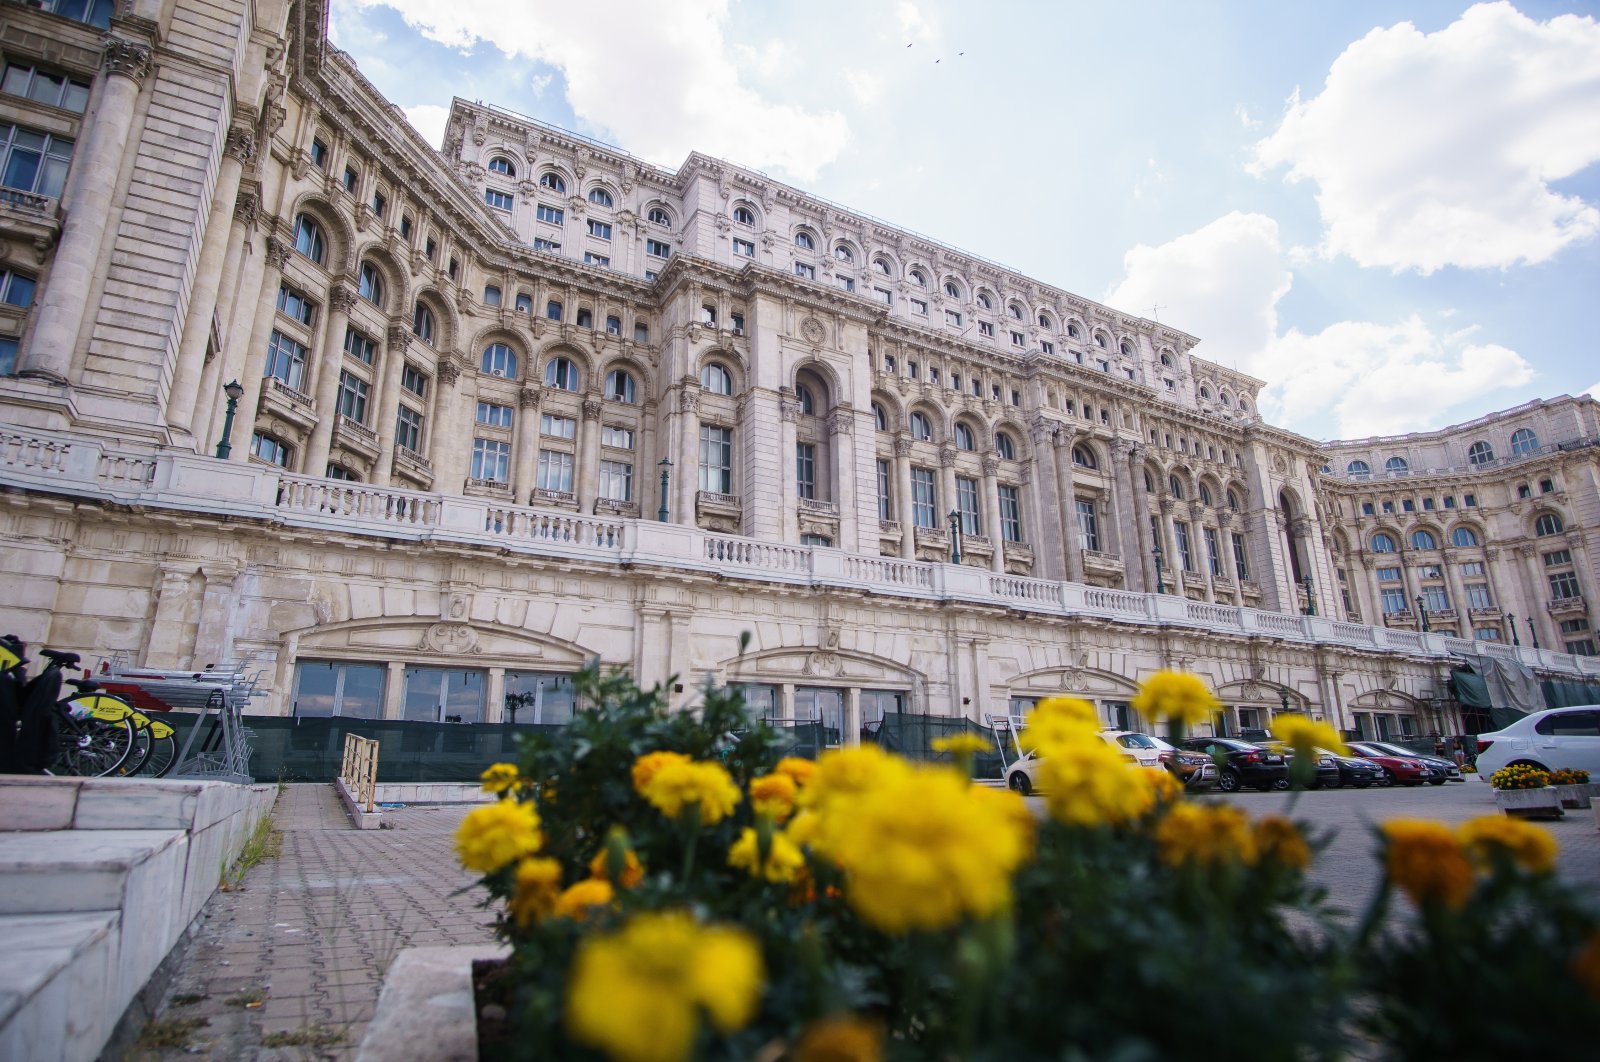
left=100, top=661, right=263, bottom=784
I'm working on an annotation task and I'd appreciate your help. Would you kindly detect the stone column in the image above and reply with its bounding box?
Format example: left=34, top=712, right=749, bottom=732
left=1442, top=548, right=1471, bottom=632
left=428, top=358, right=465, bottom=489
left=371, top=325, right=411, bottom=486
left=982, top=454, right=1005, bottom=572
left=21, top=35, right=152, bottom=381
left=1363, top=556, right=1385, bottom=624
left=939, top=447, right=958, bottom=553
left=577, top=396, right=602, bottom=512
left=1111, top=441, right=1146, bottom=591
left=225, top=237, right=292, bottom=462
left=1517, top=545, right=1548, bottom=645
left=1563, top=535, right=1600, bottom=612
left=1194, top=505, right=1217, bottom=602
left=144, top=566, right=196, bottom=669
left=828, top=408, right=858, bottom=548
left=513, top=385, right=542, bottom=503
left=1158, top=499, right=1180, bottom=592
left=201, top=197, right=269, bottom=451
left=167, top=120, right=255, bottom=435
left=383, top=661, right=407, bottom=720
left=1053, top=430, right=1084, bottom=583
left=779, top=391, right=800, bottom=541
left=894, top=435, right=915, bottom=560
left=674, top=381, right=700, bottom=524
left=191, top=563, right=240, bottom=667
left=1218, top=513, right=1244, bottom=605
left=843, top=687, right=862, bottom=747
left=485, top=667, right=506, bottom=724
left=302, top=284, right=357, bottom=478
left=1027, top=419, right=1063, bottom=580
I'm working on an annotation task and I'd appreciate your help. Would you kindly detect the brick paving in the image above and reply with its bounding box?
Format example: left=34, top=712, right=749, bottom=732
left=134, top=785, right=494, bottom=1061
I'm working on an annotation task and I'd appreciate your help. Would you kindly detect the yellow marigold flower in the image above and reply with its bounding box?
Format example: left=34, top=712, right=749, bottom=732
left=749, top=772, right=799, bottom=821
left=794, top=1014, right=885, bottom=1062
left=801, top=745, right=911, bottom=809
left=774, top=756, right=818, bottom=787
left=1254, top=815, right=1311, bottom=871
left=970, top=785, right=1037, bottom=853
left=1382, top=818, right=1474, bottom=909
left=454, top=799, right=541, bottom=874
left=1037, top=737, right=1155, bottom=828
left=1457, top=814, right=1559, bottom=875
left=1571, top=932, right=1600, bottom=1002
left=553, top=878, right=616, bottom=921
left=785, top=808, right=822, bottom=848
left=815, top=761, right=1030, bottom=934
left=632, top=750, right=692, bottom=795
left=641, top=759, right=742, bottom=825
left=1270, top=714, right=1349, bottom=757
left=508, top=856, right=563, bottom=926
left=566, top=912, right=764, bottom=1062
left=931, top=733, right=992, bottom=757
left=1019, top=697, right=1100, bottom=754
left=588, top=845, right=645, bottom=889
left=1155, top=802, right=1258, bottom=867
left=480, top=762, right=522, bottom=797
left=728, top=826, right=807, bottom=883
left=1131, top=670, right=1220, bottom=730
left=1143, top=766, right=1185, bottom=804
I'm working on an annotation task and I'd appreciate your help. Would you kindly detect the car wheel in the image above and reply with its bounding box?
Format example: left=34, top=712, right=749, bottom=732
left=1216, top=768, right=1242, bottom=793
left=1428, top=778, right=1448, bottom=786
left=1380, top=769, right=1396, bottom=787
left=1271, top=778, right=1291, bottom=791
left=1324, top=774, right=1342, bottom=790
left=1352, top=779, right=1371, bottom=789
left=1008, top=772, right=1032, bottom=796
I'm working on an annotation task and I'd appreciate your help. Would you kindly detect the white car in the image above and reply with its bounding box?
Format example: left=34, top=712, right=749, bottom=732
left=1004, top=730, right=1152, bottom=795
left=1474, top=705, right=1600, bottom=780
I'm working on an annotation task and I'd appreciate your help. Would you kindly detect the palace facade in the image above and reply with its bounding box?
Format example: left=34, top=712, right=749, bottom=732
left=1, top=0, right=1596, bottom=742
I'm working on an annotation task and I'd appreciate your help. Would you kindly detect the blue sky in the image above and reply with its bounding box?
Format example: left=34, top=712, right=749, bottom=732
left=329, top=0, right=1600, bottom=442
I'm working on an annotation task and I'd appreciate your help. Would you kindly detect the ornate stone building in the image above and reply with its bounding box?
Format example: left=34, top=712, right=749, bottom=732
left=1, top=0, right=1596, bottom=742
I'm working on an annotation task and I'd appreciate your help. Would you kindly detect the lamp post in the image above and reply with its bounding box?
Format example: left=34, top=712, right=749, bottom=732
left=1280, top=690, right=1291, bottom=714
left=1302, top=576, right=1316, bottom=616
left=657, top=458, right=672, bottom=522
left=214, top=379, right=245, bottom=459
left=1530, top=623, right=1541, bottom=650
left=1153, top=543, right=1166, bottom=594
left=1508, top=613, right=1521, bottom=646
left=1415, top=595, right=1430, bottom=633
left=947, top=510, right=962, bottom=565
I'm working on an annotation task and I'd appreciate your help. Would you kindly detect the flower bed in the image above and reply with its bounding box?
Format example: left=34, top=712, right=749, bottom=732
left=456, top=662, right=1600, bottom=1060
left=1492, top=763, right=1552, bottom=790
left=1550, top=768, right=1592, bottom=786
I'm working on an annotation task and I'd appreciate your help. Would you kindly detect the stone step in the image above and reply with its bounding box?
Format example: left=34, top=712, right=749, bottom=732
left=0, top=912, right=120, bottom=1062
left=0, top=775, right=252, bottom=833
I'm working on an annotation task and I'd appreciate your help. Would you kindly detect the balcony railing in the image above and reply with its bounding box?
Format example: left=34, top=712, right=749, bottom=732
left=0, top=188, right=52, bottom=215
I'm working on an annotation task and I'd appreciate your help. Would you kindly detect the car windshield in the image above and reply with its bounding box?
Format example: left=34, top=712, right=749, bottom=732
left=1366, top=742, right=1412, bottom=757
left=1145, top=735, right=1178, bottom=752
left=1212, top=739, right=1254, bottom=751
left=1117, top=734, right=1159, bottom=748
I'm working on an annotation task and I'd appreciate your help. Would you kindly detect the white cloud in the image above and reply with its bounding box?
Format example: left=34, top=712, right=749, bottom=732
left=897, top=2, right=936, bottom=42
left=1251, top=2, right=1600, bottom=273
left=1588, top=380, right=1600, bottom=398
left=403, top=104, right=450, bottom=147
left=349, top=0, right=849, bottom=180
left=1105, top=212, right=1535, bottom=438
left=846, top=71, right=884, bottom=107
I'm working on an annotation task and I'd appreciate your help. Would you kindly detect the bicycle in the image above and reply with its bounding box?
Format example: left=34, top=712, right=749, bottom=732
left=62, top=681, right=179, bottom=778
left=1, top=637, right=140, bottom=777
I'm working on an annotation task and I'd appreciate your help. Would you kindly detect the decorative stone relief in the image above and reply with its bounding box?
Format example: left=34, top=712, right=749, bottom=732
left=799, top=317, right=826, bottom=345
left=422, top=623, right=479, bottom=655
left=102, top=36, right=153, bottom=82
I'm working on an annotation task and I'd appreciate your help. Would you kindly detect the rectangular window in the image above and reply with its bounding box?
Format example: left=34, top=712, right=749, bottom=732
left=1461, top=561, right=1485, bottom=577
left=645, top=238, right=671, bottom=258
left=1465, top=583, right=1493, bottom=609
left=336, top=371, right=369, bottom=423
left=832, top=275, right=855, bottom=294
left=1381, top=588, right=1408, bottom=614
left=999, top=485, right=1022, bottom=543
left=1550, top=571, right=1581, bottom=599
left=1544, top=549, right=1572, bottom=567
left=533, top=237, right=560, bottom=252
left=1232, top=532, right=1249, bottom=580
left=732, top=237, right=756, bottom=257
left=1376, top=567, right=1401, bottom=582
left=1464, top=494, right=1477, bottom=506
left=795, top=262, right=816, bottom=280
left=536, top=203, right=564, bottom=225
left=264, top=331, right=307, bottom=390
left=1204, top=527, right=1222, bottom=577
left=395, top=406, right=424, bottom=452
left=584, top=252, right=610, bottom=267
left=1422, top=585, right=1450, bottom=612
left=1076, top=499, right=1100, bottom=552
left=699, top=425, right=734, bottom=494
left=470, top=438, right=511, bottom=482
left=1541, top=478, right=1556, bottom=494
left=400, top=365, right=427, bottom=397
left=956, top=476, right=981, bottom=536
left=1381, top=501, right=1394, bottom=514
left=634, top=322, right=650, bottom=342
left=1011, top=331, right=1025, bottom=346
left=979, top=321, right=994, bottom=337
left=599, top=460, right=633, bottom=501
left=1, top=64, right=91, bottom=113
left=0, top=268, right=36, bottom=308
left=1422, top=497, right=1435, bottom=510
left=911, top=467, right=937, bottom=529
left=292, top=660, right=385, bottom=719
left=1402, top=499, right=1415, bottom=512
left=0, top=124, right=75, bottom=199
left=276, top=284, right=315, bottom=326
left=1174, top=522, right=1194, bottom=572
left=1475, top=627, right=1503, bottom=642
left=536, top=449, right=575, bottom=492
left=477, top=402, right=513, bottom=428
left=730, top=312, right=745, bottom=335
left=1443, top=496, right=1456, bottom=508
left=1566, top=640, right=1597, bottom=657
left=0, top=337, right=16, bottom=375
left=343, top=166, right=359, bottom=193
left=796, top=443, right=816, bottom=501
left=1561, top=619, right=1590, bottom=634
left=875, top=287, right=893, bottom=306
left=483, top=285, right=501, bottom=306
left=343, top=326, right=376, bottom=365
left=601, top=425, right=635, bottom=449
left=588, top=220, right=612, bottom=239
left=310, top=138, right=328, bottom=169
left=877, top=459, right=892, bottom=521
left=945, top=309, right=962, bottom=326
left=371, top=190, right=387, bottom=218
left=400, top=214, right=413, bottom=240
left=1041, top=340, right=1054, bottom=354
left=910, top=298, right=928, bottom=315
left=540, top=414, right=576, bottom=439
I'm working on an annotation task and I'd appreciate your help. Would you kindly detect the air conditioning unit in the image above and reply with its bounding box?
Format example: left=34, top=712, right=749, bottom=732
left=491, top=369, right=505, bottom=377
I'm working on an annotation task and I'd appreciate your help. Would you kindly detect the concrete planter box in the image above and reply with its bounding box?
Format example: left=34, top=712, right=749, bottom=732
left=1554, top=782, right=1598, bottom=810
left=356, top=944, right=507, bottom=1062
left=1494, top=786, right=1563, bottom=820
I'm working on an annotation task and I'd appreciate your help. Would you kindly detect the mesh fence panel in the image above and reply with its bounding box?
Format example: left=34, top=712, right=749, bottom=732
left=865, top=712, right=1006, bottom=779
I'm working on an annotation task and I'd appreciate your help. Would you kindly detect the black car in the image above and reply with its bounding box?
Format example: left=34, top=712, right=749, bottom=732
left=1321, top=750, right=1384, bottom=788
left=1181, top=737, right=1290, bottom=793
left=1353, top=741, right=1463, bottom=784
left=1253, top=741, right=1340, bottom=789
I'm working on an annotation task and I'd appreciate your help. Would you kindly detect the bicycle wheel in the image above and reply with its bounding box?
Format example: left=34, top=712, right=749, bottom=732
left=119, top=721, right=156, bottom=776
left=51, top=714, right=136, bottom=777
left=143, top=727, right=179, bottom=778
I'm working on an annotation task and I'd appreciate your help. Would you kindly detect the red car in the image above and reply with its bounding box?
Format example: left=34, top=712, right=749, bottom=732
left=1345, top=742, right=1438, bottom=786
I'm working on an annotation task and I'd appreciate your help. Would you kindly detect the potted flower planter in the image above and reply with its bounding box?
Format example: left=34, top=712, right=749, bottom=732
left=1554, top=782, right=1597, bottom=810
left=1493, top=786, right=1563, bottom=820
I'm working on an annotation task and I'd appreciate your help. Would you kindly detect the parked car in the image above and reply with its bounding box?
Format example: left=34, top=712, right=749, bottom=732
left=1179, top=737, right=1290, bottom=793
left=1343, top=742, right=1438, bottom=786
left=1356, top=740, right=1463, bottom=784
left=1474, top=705, right=1600, bottom=780
left=1319, top=749, right=1384, bottom=789
left=1254, top=740, right=1340, bottom=790
left=1107, top=731, right=1175, bottom=770
left=1003, top=730, right=1156, bottom=795
left=1124, top=733, right=1219, bottom=790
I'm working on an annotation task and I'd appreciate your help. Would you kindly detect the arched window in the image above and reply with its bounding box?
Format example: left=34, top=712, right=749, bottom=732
left=1451, top=527, right=1479, bottom=547
left=1371, top=533, right=1397, bottom=553
left=1143, top=470, right=1155, bottom=493
left=1008, top=303, right=1024, bottom=320
left=411, top=302, right=434, bottom=345
left=996, top=432, right=1016, bottom=461
left=539, top=172, right=566, bottom=193
left=977, top=291, right=993, bottom=310
left=834, top=244, right=854, bottom=262
left=606, top=314, right=621, bottom=336
left=910, top=411, right=932, bottom=441
left=794, top=231, right=815, bottom=251
left=1199, top=386, right=1212, bottom=399
left=796, top=384, right=815, bottom=415
left=1347, top=460, right=1371, bottom=476
left=587, top=187, right=614, bottom=208
left=1067, top=322, right=1081, bottom=339
left=1226, top=489, right=1240, bottom=510
left=647, top=207, right=672, bottom=227
left=546, top=300, right=563, bottom=321
left=1159, top=352, right=1172, bottom=367
left=1037, top=314, right=1052, bottom=330
left=1467, top=440, right=1494, bottom=466
left=874, top=258, right=892, bottom=276
left=909, top=269, right=928, bottom=288
left=488, top=156, right=515, bottom=177
left=733, top=205, right=756, bottom=226
left=1510, top=428, right=1539, bottom=455
left=544, top=357, right=579, bottom=391
left=954, top=423, right=975, bottom=451
left=1386, top=456, right=1409, bottom=473
left=357, top=262, right=384, bottom=306
left=1199, top=482, right=1212, bottom=505
left=1121, top=340, right=1134, bottom=357
left=605, top=368, right=636, bottom=404
left=1095, top=332, right=1108, bottom=348
left=577, top=308, right=594, bottom=329
left=481, top=342, right=517, bottom=377
left=1411, top=530, right=1437, bottom=550
left=945, top=281, right=961, bottom=299
left=701, top=362, right=733, bottom=395
left=1535, top=513, right=1564, bottom=537
left=872, top=402, right=888, bottom=431
left=700, top=304, right=716, bottom=326
left=250, top=432, right=292, bottom=467
left=1169, top=475, right=1184, bottom=499
left=293, top=213, right=325, bottom=264
left=1072, top=445, right=1096, bottom=469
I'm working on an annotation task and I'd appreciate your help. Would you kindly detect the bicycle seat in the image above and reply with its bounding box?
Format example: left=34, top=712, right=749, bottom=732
left=65, top=678, right=101, bottom=693
left=39, top=649, right=81, bottom=668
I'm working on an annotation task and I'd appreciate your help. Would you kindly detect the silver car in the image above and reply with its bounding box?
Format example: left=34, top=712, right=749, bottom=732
left=1475, top=705, right=1600, bottom=780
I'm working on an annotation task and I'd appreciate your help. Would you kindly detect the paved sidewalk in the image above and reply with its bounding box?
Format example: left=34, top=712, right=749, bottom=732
left=132, top=785, right=494, bottom=1060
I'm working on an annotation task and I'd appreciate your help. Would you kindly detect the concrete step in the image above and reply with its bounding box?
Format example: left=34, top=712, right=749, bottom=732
left=0, top=913, right=120, bottom=1062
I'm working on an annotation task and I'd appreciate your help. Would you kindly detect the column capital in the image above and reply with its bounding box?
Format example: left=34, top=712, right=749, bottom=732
left=101, top=35, right=153, bottom=82
left=437, top=358, right=463, bottom=388
left=232, top=181, right=260, bottom=227
left=224, top=123, right=257, bottom=164
left=893, top=434, right=913, bottom=457
left=826, top=408, right=855, bottom=435
left=518, top=385, right=542, bottom=409
left=981, top=454, right=1000, bottom=477
left=582, top=397, right=602, bottom=421
left=329, top=284, right=359, bottom=315
left=386, top=324, right=412, bottom=353
left=939, top=446, right=956, bottom=469
left=265, top=235, right=292, bottom=270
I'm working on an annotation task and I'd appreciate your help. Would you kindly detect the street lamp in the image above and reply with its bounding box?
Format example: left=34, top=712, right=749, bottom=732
left=1508, top=613, right=1521, bottom=646
left=1280, top=690, right=1291, bottom=714
left=947, top=510, right=962, bottom=565
left=1152, top=543, right=1166, bottom=594
left=657, top=458, right=672, bottom=522
left=1302, top=576, right=1316, bottom=616
left=214, top=379, right=245, bottom=459
left=1415, top=595, right=1430, bottom=633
